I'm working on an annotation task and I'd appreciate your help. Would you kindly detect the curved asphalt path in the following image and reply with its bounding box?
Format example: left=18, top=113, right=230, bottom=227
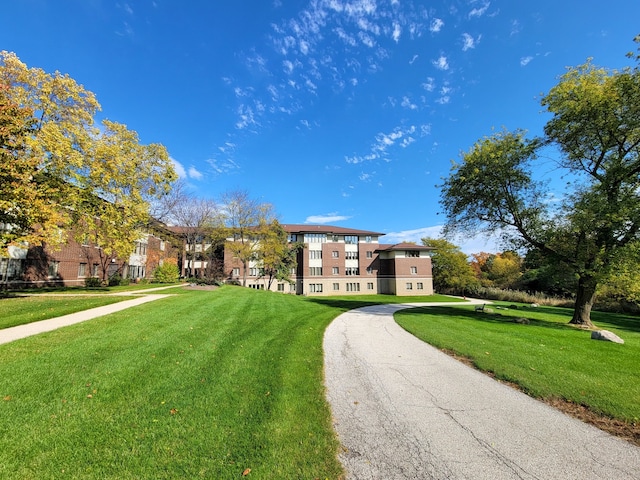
left=324, top=302, right=640, bottom=480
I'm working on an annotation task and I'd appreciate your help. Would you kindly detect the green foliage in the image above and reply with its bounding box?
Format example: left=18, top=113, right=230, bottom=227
left=0, top=51, right=177, bottom=260
left=440, top=43, right=640, bottom=326
left=83, top=277, right=102, bottom=288
left=421, top=237, right=478, bottom=293
left=152, top=262, right=179, bottom=283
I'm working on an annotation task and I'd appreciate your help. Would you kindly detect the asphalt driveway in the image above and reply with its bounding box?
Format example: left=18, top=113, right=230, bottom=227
left=323, top=303, right=640, bottom=479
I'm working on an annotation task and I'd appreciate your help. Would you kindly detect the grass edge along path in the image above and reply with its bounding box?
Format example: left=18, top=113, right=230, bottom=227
left=395, top=303, right=640, bottom=446
left=0, top=286, right=353, bottom=479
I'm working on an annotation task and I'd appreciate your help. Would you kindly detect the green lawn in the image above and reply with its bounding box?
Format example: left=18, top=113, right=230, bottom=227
left=1, top=289, right=638, bottom=479
left=395, top=303, right=640, bottom=423
left=0, top=286, right=350, bottom=479
left=0, top=295, right=134, bottom=330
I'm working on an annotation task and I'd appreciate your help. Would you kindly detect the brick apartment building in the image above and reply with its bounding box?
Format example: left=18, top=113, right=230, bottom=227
left=222, top=224, right=434, bottom=296
left=0, top=223, right=180, bottom=288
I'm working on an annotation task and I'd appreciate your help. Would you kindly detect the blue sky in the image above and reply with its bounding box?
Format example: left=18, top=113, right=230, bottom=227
left=2, top=1, right=638, bottom=252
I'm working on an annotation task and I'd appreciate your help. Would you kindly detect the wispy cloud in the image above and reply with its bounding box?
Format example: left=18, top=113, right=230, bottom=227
left=430, top=18, right=444, bottom=33
left=461, top=33, right=481, bottom=51
left=345, top=124, right=429, bottom=164
left=171, top=157, right=187, bottom=179
left=520, top=56, right=533, bottom=66
left=305, top=213, right=352, bottom=224
left=469, top=1, right=490, bottom=18
left=188, top=167, right=203, bottom=180
left=433, top=55, right=449, bottom=70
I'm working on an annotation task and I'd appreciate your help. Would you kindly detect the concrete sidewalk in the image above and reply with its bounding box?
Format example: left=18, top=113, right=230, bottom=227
left=324, top=303, right=640, bottom=480
left=0, top=285, right=183, bottom=345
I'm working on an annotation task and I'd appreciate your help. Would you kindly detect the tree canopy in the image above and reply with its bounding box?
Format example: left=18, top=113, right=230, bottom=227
left=440, top=44, right=640, bottom=327
left=0, top=51, right=176, bottom=260
left=421, top=237, right=478, bottom=294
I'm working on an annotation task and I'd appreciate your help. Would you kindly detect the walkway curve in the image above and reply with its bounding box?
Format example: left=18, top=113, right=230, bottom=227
left=323, top=302, right=640, bottom=480
left=0, top=285, right=183, bottom=345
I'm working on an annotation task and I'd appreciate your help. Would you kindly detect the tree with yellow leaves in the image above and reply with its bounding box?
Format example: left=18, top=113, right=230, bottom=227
left=0, top=51, right=176, bottom=277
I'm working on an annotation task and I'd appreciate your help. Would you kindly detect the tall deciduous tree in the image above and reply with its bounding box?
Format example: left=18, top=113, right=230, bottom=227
left=0, top=51, right=176, bottom=265
left=421, top=237, right=478, bottom=294
left=221, top=190, right=275, bottom=286
left=257, top=220, right=301, bottom=290
left=440, top=50, right=640, bottom=327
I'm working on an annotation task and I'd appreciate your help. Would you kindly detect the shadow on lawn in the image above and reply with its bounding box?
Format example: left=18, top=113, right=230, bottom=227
left=407, top=305, right=640, bottom=334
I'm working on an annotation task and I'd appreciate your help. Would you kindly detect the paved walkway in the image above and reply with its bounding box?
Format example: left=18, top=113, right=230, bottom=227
left=0, top=285, right=183, bottom=345
left=323, top=303, right=640, bottom=480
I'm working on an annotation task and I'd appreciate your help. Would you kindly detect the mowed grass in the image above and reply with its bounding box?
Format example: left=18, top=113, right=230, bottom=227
left=395, top=303, right=640, bottom=423
left=0, top=286, right=349, bottom=479
left=0, top=295, right=134, bottom=330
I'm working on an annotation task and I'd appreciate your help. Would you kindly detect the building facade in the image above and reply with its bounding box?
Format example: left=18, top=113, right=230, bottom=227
left=0, top=223, right=179, bottom=288
left=222, top=225, right=434, bottom=296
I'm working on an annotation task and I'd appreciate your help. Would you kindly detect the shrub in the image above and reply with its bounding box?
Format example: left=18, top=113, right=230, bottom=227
left=108, top=273, right=122, bottom=287
left=152, top=263, right=180, bottom=283
left=84, top=277, right=102, bottom=288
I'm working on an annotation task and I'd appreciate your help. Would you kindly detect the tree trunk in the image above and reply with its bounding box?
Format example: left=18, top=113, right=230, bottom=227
left=570, top=274, right=597, bottom=327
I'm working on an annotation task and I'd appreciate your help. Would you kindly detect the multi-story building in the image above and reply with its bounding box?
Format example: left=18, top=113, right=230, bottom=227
left=0, top=222, right=179, bottom=288
left=223, top=224, right=434, bottom=296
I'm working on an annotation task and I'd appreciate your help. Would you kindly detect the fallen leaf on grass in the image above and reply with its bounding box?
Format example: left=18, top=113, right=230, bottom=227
left=170, top=408, right=178, bottom=415
left=3, top=396, right=12, bottom=401
left=242, top=468, right=251, bottom=476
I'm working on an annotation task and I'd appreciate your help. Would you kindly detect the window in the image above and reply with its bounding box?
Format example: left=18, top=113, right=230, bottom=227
left=406, top=283, right=413, bottom=290
left=417, top=283, right=424, bottom=290
left=309, top=283, right=323, bottom=293
left=366, top=251, right=373, bottom=258
left=366, top=267, right=373, bottom=275
left=277, top=283, right=285, bottom=291
left=333, top=283, right=340, bottom=291
left=78, top=263, right=87, bottom=277
left=332, top=251, right=339, bottom=258
left=232, top=268, right=240, bottom=277
left=249, top=284, right=264, bottom=290
left=367, top=282, right=374, bottom=290
left=92, top=264, right=99, bottom=277
left=345, top=251, right=358, bottom=260
left=48, top=261, right=60, bottom=278
left=344, top=235, right=359, bottom=244
left=309, top=267, right=323, bottom=276
left=309, top=250, right=322, bottom=259
left=332, top=267, right=339, bottom=275
left=288, top=234, right=298, bottom=242
left=249, top=268, right=259, bottom=276
left=160, top=241, right=165, bottom=251
left=134, top=242, right=147, bottom=255
left=406, top=250, right=419, bottom=257
left=346, top=282, right=360, bottom=292
left=365, top=235, right=372, bottom=243
left=411, top=266, right=417, bottom=274
left=345, top=267, right=359, bottom=276
left=304, top=233, right=326, bottom=243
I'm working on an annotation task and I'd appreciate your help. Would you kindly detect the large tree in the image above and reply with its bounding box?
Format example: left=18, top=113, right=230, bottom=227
left=421, top=237, right=478, bottom=294
left=256, top=220, right=301, bottom=290
left=221, top=190, right=275, bottom=286
left=0, top=51, right=176, bottom=263
left=440, top=52, right=640, bottom=327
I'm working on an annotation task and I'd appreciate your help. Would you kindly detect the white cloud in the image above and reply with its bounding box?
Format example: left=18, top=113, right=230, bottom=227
left=305, top=213, right=352, bottom=224
left=392, top=22, right=401, bottom=42
left=401, top=96, right=418, bottom=110
left=171, top=157, right=187, bottom=179
left=461, top=33, right=480, bottom=51
left=520, top=56, right=533, bottom=66
left=187, top=167, right=203, bottom=180
left=422, top=76, right=435, bottom=92
left=430, top=18, right=444, bottom=33
left=433, top=55, right=449, bottom=70
left=469, top=2, right=490, bottom=18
